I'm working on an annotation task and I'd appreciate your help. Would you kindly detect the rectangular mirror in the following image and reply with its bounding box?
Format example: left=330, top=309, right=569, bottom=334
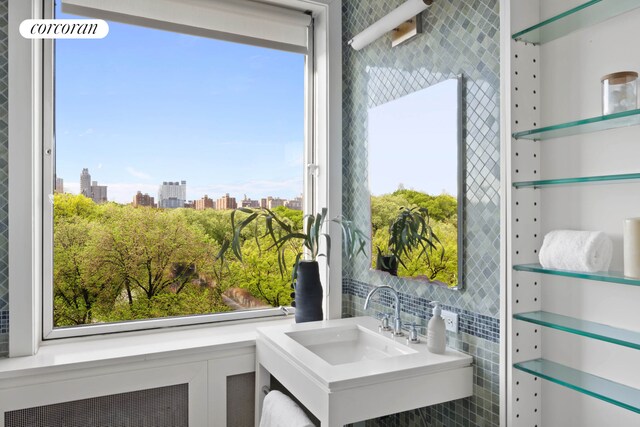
left=368, top=77, right=463, bottom=288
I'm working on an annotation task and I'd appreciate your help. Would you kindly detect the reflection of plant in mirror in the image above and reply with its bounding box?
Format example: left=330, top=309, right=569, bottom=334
left=390, top=206, right=442, bottom=268
left=372, top=190, right=457, bottom=286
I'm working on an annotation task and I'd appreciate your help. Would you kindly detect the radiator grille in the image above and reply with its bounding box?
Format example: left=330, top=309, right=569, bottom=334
left=227, top=372, right=255, bottom=427
left=5, top=383, right=188, bottom=427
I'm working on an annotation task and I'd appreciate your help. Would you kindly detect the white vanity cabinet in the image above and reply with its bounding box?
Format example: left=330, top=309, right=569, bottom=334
left=255, top=317, right=473, bottom=426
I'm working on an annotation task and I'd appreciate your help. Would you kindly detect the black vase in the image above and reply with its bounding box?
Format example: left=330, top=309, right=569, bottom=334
left=376, top=253, right=398, bottom=276
left=294, top=261, right=323, bottom=323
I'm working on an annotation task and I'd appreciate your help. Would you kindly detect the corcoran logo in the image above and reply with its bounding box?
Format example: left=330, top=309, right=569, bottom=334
left=19, top=19, right=109, bottom=39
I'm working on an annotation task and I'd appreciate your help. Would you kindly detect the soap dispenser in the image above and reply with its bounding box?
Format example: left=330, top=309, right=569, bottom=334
left=427, top=302, right=446, bottom=354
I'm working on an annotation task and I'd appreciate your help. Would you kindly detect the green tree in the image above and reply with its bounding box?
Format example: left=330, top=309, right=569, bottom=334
left=371, top=191, right=458, bottom=287
left=271, top=206, right=303, bottom=230
left=53, top=217, right=118, bottom=326
left=99, top=205, right=213, bottom=301
left=52, top=199, right=306, bottom=324
left=178, top=208, right=235, bottom=283
left=104, top=286, right=231, bottom=321
left=393, top=189, right=457, bottom=223
left=53, top=193, right=101, bottom=222
left=226, top=236, right=294, bottom=307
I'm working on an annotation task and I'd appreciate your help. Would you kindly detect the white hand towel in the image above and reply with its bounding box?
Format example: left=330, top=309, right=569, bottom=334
left=259, top=390, right=314, bottom=427
left=538, top=230, right=613, bottom=272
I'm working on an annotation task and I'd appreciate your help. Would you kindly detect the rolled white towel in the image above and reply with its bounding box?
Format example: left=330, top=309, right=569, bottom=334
left=539, top=230, right=613, bottom=273
left=259, top=390, right=314, bottom=427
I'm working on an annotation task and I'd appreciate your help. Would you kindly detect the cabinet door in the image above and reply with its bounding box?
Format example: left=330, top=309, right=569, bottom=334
left=208, top=352, right=255, bottom=427
left=0, top=361, right=208, bottom=427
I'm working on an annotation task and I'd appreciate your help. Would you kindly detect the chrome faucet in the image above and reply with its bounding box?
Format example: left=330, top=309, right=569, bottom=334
left=364, top=285, right=403, bottom=336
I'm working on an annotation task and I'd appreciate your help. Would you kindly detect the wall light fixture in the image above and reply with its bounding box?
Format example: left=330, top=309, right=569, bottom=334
left=348, top=0, right=433, bottom=50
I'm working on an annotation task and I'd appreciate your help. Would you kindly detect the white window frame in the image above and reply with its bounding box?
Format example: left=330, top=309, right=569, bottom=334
left=9, top=0, right=342, bottom=355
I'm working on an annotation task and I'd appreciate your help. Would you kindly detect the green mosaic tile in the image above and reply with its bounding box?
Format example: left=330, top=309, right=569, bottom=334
left=342, top=0, right=500, bottom=425
left=0, top=0, right=7, bottom=357
left=342, top=0, right=500, bottom=317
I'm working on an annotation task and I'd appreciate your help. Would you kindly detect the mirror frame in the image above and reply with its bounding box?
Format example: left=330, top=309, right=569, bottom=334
left=455, top=75, right=464, bottom=290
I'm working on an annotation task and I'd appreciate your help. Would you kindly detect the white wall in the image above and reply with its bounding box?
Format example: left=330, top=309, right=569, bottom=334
left=538, top=1, right=640, bottom=425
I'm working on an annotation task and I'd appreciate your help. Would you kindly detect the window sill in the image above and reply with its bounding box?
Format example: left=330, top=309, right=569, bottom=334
left=0, top=316, right=294, bottom=381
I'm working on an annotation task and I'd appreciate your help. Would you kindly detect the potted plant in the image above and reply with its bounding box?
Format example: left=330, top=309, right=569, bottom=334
left=230, top=207, right=367, bottom=323
left=376, top=206, right=443, bottom=277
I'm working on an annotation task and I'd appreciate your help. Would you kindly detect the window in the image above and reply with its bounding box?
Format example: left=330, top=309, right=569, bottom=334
left=42, top=0, right=320, bottom=338
left=9, top=0, right=338, bottom=354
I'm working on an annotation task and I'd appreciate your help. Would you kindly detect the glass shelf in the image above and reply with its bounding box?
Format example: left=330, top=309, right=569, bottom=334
left=514, top=311, right=640, bottom=350
left=514, top=359, right=640, bottom=414
left=512, top=109, right=640, bottom=141
left=512, top=172, right=640, bottom=189
left=513, top=263, right=640, bottom=287
left=512, top=0, right=640, bottom=45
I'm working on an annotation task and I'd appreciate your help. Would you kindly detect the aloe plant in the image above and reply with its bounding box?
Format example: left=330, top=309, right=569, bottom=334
left=379, top=206, right=444, bottom=271
left=231, top=207, right=368, bottom=283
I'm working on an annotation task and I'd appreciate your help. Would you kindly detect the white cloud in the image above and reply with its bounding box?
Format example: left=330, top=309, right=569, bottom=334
left=65, top=182, right=80, bottom=195
left=126, top=167, right=152, bottom=180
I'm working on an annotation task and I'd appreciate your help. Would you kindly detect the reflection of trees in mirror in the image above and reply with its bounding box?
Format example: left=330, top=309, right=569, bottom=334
left=371, top=189, right=458, bottom=287
left=52, top=194, right=306, bottom=327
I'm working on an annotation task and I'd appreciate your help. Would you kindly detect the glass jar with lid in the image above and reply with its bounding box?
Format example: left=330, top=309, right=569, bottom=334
left=602, top=71, right=638, bottom=115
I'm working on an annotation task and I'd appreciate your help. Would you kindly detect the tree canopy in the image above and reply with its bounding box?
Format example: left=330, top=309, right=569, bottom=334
left=52, top=194, right=300, bottom=326
left=371, top=190, right=458, bottom=286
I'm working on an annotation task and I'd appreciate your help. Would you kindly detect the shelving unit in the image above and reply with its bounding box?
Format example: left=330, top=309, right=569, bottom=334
left=512, top=0, right=640, bottom=44
left=512, top=108, right=640, bottom=140
left=513, top=263, right=640, bottom=286
left=512, top=172, right=640, bottom=189
left=514, top=311, right=640, bottom=350
left=514, top=359, right=640, bottom=414
left=508, top=1, right=640, bottom=425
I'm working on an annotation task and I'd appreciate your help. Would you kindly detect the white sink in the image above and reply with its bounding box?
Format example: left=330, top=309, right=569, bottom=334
left=286, top=324, right=417, bottom=365
left=256, top=317, right=474, bottom=426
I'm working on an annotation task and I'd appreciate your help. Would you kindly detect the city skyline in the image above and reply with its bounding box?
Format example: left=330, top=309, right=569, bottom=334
left=55, top=3, right=304, bottom=205
left=58, top=167, right=302, bottom=209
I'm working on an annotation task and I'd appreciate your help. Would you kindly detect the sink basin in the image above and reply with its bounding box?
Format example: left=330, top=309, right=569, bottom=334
left=256, top=317, right=473, bottom=426
left=286, top=324, right=416, bottom=365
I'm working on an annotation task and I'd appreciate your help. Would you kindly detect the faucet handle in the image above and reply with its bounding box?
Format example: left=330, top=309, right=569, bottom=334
left=378, top=313, right=392, bottom=331
left=406, top=322, right=420, bottom=344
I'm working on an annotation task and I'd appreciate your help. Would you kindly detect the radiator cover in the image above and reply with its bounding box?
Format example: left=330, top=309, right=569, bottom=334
left=5, top=383, right=188, bottom=427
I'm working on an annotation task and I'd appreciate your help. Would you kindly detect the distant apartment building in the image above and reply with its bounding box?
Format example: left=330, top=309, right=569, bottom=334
left=195, top=195, right=215, bottom=210
left=285, top=196, right=303, bottom=211
left=266, top=196, right=285, bottom=209
left=80, top=168, right=92, bottom=198
left=133, top=191, right=155, bottom=207
left=91, top=181, right=108, bottom=204
left=55, top=177, right=64, bottom=194
left=80, top=168, right=108, bottom=203
left=158, top=181, right=186, bottom=209
left=260, top=198, right=267, bottom=208
left=216, top=193, right=237, bottom=210
left=240, top=195, right=259, bottom=208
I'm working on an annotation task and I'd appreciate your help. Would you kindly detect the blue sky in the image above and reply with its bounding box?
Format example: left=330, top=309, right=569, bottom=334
left=368, top=78, right=459, bottom=197
left=55, top=4, right=304, bottom=204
